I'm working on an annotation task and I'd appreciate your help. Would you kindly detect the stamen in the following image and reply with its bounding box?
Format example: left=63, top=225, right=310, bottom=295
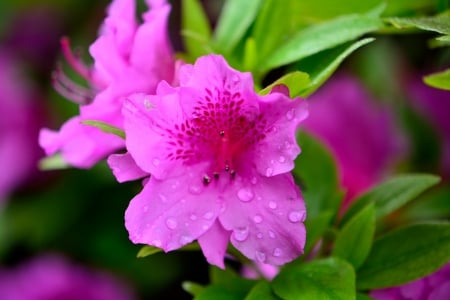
left=203, top=175, right=211, bottom=185
left=213, top=172, right=220, bottom=180
left=224, top=164, right=230, bottom=172
left=60, top=36, right=92, bottom=81
left=230, top=170, right=236, bottom=178
left=52, top=65, right=95, bottom=105
left=219, top=130, right=225, bottom=136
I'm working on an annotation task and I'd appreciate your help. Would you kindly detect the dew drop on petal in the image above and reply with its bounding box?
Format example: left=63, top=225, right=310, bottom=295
left=286, top=108, right=295, bottom=120
left=278, top=156, right=286, bottom=163
left=268, top=230, right=276, bottom=239
left=255, top=251, right=266, bottom=263
left=237, top=188, right=254, bottom=202
left=152, top=158, right=160, bottom=166
left=143, top=205, right=149, bottom=212
left=202, top=225, right=209, bottom=230
left=253, top=215, right=263, bottom=224
left=189, top=185, right=202, bottom=194
left=165, top=218, right=178, bottom=229
left=231, top=74, right=240, bottom=84
left=288, top=211, right=306, bottom=223
left=234, top=227, right=249, bottom=242
left=251, top=177, right=258, bottom=185
left=152, top=240, right=162, bottom=247
left=190, top=214, right=197, bottom=221
left=159, top=194, right=168, bottom=203
left=268, top=201, right=277, bottom=209
left=144, top=98, right=153, bottom=110
left=203, top=211, right=214, bottom=220
left=179, top=235, right=192, bottom=245
left=257, top=232, right=263, bottom=239
left=273, top=248, right=282, bottom=257
left=265, top=167, right=274, bottom=176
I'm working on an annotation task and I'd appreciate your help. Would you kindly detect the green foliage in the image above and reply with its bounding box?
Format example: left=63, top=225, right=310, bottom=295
left=272, top=257, right=356, bottom=300
left=357, top=222, right=450, bottom=289
left=424, top=68, right=450, bottom=90
left=39, top=153, right=70, bottom=170
left=81, top=120, right=126, bottom=139
left=259, top=71, right=311, bottom=98
left=245, top=281, right=281, bottom=300
left=333, top=203, right=376, bottom=269
left=304, top=211, right=334, bottom=256
left=341, top=174, right=440, bottom=225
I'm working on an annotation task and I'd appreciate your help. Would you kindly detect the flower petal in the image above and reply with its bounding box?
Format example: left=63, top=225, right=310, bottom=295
left=198, top=221, right=230, bottom=269
left=107, top=153, right=148, bottom=183
left=125, top=165, right=223, bottom=252
left=218, top=173, right=306, bottom=265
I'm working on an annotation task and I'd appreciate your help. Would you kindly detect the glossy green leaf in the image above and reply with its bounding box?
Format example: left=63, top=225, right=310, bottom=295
left=273, top=257, right=356, bottom=300
left=136, top=245, right=162, bottom=258
left=341, top=174, right=440, bottom=226
left=333, top=203, right=376, bottom=269
left=357, top=222, right=450, bottom=289
left=424, top=68, right=450, bottom=90
left=294, top=132, right=342, bottom=219
left=304, top=211, right=334, bottom=255
left=182, top=0, right=212, bottom=59
left=39, top=153, right=70, bottom=171
left=357, top=293, right=374, bottom=300
left=383, top=0, right=437, bottom=17
left=259, top=71, right=311, bottom=98
left=214, top=0, right=262, bottom=54
left=245, top=281, right=281, bottom=300
left=81, top=120, right=125, bottom=139
left=386, top=15, right=450, bottom=35
left=402, top=186, right=450, bottom=221
left=182, top=281, right=205, bottom=297
left=297, top=37, right=375, bottom=97
left=261, top=14, right=383, bottom=72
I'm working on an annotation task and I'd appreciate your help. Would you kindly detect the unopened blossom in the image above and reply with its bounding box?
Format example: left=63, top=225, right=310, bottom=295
left=110, top=54, right=308, bottom=268
left=39, top=0, right=175, bottom=168
left=0, top=254, right=135, bottom=300
left=371, top=262, right=450, bottom=300
left=0, top=50, right=43, bottom=203
left=302, top=74, right=405, bottom=208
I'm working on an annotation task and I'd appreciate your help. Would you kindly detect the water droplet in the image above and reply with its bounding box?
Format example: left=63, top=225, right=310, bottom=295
left=284, top=141, right=292, bottom=149
left=278, top=156, right=286, bottom=163
left=251, top=177, right=258, bottom=185
left=189, top=185, right=202, bottom=194
left=231, top=74, right=240, bottom=84
left=202, top=225, right=209, bottom=230
left=143, top=205, right=149, bottom=212
left=159, top=194, right=168, bottom=203
left=273, top=248, right=282, bottom=257
left=166, top=218, right=178, bottom=229
left=288, top=211, right=305, bottom=223
left=234, top=227, right=249, bottom=242
left=179, top=235, right=192, bottom=244
left=144, top=98, right=153, bottom=110
left=255, top=251, right=266, bottom=262
left=253, top=215, right=263, bottom=224
left=270, top=159, right=275, bottom=165
left=152, top=158, right=160, bottom=166
left=269, top=201, right=277, bottom=209
left=152, top=240, right=162, bottom=247
left=268, top=230, right=276, bottom=239
left=237, top=188, right=254, bottom=202
left=171, top=181, right=180, bottom=189
left=256, top=232, right=263, bottom=239
left=265, top=167, right=274, bottom=176
left=189, top=214, right=197, bottom=221
left=203, top=211, right=214, bottom=220
left=286, top=108, right=295, bottom=120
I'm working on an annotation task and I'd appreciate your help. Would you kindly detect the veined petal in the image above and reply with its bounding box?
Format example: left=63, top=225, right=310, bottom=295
left=198, top=221, right=231, bottom=269
left=107, top=153, right=148, bottom=183
left=218, top=173, right=306, bottom=265
left=125, top=165, right=223, bottom=252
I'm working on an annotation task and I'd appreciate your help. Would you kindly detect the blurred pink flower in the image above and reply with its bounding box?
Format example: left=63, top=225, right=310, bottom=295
left=111, top=54, right=308, bottom=268
left=0, top=50, right=43, bottom=203
left=302, top=74, right=405, bottom=208
left=39, top=0, right=175, bottom=168
left=371, top=262, right=450, bottom=300
left=0, top=254, right=135, bottom=300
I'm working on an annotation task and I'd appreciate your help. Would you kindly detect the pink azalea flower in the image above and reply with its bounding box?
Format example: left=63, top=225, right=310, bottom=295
left=110, top=54, right=308, bottom=268
left=301, top=74, right=405, bottom=209
left=0, top=50, right=43, bottom=203
left=370, top=262, right=450, bottom=300
left=0, top=254, right=135, bottom=300
left=39, top=0, right=175, bottom=168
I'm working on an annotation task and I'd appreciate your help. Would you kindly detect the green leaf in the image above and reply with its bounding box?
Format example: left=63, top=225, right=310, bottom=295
left=333, top=203, right=376, bottom=269
left=424, top=68, right=450, bottom=90
left=259, top=71, right=311, bottom=98
left=341, top=174, right=440, bottom=226
left=294, top=132, right=342, bottom=219
left=386, top=15, right=450, bottom=35
left=136, top=245, right=162, bottom=258
left=39, top=153, right=70, bottom=171
left=245, top=281, right=281, bottom=300
left=297, top=37, right=375, bottom=97
left=304, top=211, right=334, bottom=256
left=383, top=0, right=437, bottom=17
left=357, top=222, right=450, bottom=289
left=213, top=0, right=263, bottom=54
left=402, top=186, right=450, bottom=221
left=182, top=281, right=205, bottom=297
left=182, top=0, right=212, bottom=59
left=81, top=120, right=125, bottom=139
left=261, top=14, right=383, bottom=72
left=357, top=293, right=374, bottom=300
left=273, top=257, right=356, bottom=300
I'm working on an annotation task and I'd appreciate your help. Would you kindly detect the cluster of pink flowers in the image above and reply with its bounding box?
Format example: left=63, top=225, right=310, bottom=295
left=40, top=0, right=308, bottom=267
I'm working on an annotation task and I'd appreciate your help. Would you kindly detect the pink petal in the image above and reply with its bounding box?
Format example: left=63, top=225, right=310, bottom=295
left=198, top=221, right=231, bottom=269
left=122, top=89, right=187, bottom=179
left=125, top=165, right=223, bottom=252
left=107, top=153, right=148, bottom=183
left=218, top=173, right=306, bottom=265
left=252, top=92, right=308, bottom=177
